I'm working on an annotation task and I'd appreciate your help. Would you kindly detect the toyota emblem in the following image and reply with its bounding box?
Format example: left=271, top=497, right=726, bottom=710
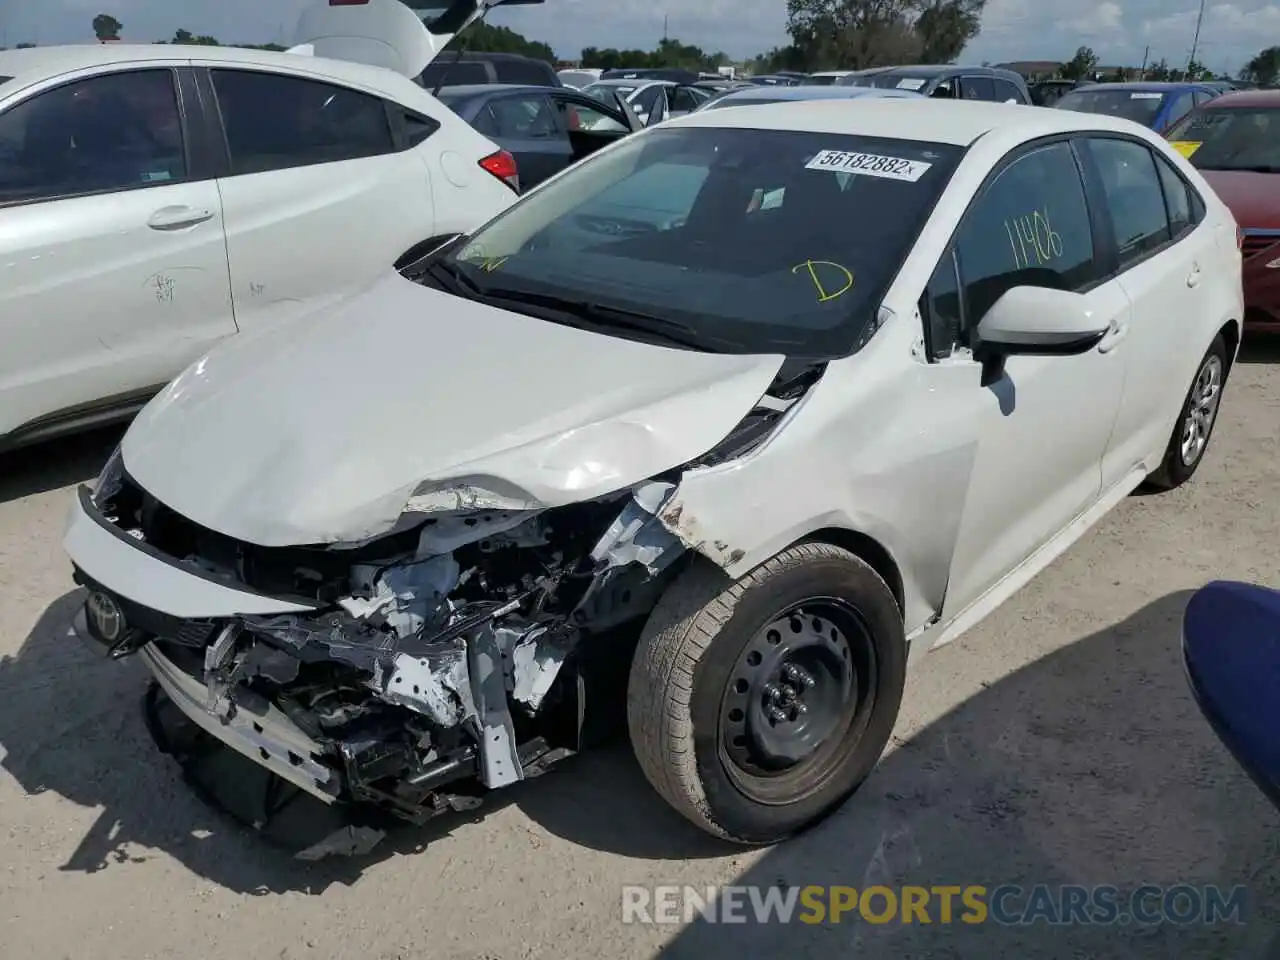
left=86, top=591, right=124, bottom=643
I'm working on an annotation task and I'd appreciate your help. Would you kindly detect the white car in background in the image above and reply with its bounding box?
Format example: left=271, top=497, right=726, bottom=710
left=557, top=67, right=602, bottom=89
left=581, top=77, right=712, bottom=125
left=65, top=98, right=1241, bottom=850
left=0, top=0, right=535, bottom=451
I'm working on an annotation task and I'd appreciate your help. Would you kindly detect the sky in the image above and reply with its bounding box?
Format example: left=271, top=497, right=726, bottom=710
left=1, top=0, right=1277, bottom=74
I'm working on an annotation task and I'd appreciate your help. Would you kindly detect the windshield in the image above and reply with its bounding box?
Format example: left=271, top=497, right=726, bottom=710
left=1054, top=89, right=1165, bottom=124
left=1164, top=108, right=1280, bottom=171
left=861, top=74, right=931, bottom=91
left=584, top=82, right=634, bottom=101
left=558, top=71, right=597, bottom=88
left=441, top=126, right=962, bottom=356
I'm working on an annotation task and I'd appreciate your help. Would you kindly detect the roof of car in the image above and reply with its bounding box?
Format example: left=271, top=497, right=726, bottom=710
left=870, top=64, right=1025, bottom=81
left=587, top=77, right=667, bottom=89
left=1074, top=81, right=1214, bottom=92
left=0, top=42, right=409, bottom=98
left=712, top=86, right=921, bottom=104
left=1190, top=88, right=1280, bottom=108
left=675, top=96, right=1162, bottom=145
left=434, top=82, right=569, bottom=98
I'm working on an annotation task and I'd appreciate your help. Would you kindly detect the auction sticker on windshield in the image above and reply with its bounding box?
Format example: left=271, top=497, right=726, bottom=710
left=805, top=149, right=932, bottom=182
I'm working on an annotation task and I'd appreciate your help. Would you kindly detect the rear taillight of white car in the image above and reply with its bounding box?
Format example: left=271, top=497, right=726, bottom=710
left=479, top=150, right=520, bottom=193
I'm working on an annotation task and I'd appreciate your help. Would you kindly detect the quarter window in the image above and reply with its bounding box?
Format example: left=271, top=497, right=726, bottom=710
left=1163, top=91, right=1195, bottom=128
left=1154, top=152, right=1195, bottom=239
left=0, top=69, right=185, bottom=204
left=929, top=141, right=1097, bottom=355
left=1087, top=137, right=1170, bottom=268
left=211, top=69, right=394, bottom=175
left=992, top=78, right=1023, bottom=103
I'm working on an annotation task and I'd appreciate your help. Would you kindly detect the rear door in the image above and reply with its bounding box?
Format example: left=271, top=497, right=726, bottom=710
left=551, top=93, right=637, bottom=166
left=0, top=64, right=234, bottom=439
left=668, top=85, right=703, bottom=118
left=473, top=91, right=568, bottom=188
left=200, top=64, right=434, bottom=332
left=1080, top=135, right=1222, bottom=487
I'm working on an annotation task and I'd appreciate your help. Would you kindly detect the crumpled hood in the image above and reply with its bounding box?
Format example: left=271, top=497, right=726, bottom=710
left=122, top=273, right=784, bottom=547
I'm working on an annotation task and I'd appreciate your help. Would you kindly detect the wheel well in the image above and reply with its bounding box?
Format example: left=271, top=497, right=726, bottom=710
left=1220, top=318, right=1241, bottom=371
left=795, top=528, right=905, bottom=617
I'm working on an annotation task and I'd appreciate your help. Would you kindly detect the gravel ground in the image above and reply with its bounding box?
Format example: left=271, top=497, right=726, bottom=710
left=1, top=340, right=1278, bottom=960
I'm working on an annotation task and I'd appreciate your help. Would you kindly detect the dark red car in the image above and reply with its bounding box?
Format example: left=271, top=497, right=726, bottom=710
left=1165, top=90, right=1280, bottom=332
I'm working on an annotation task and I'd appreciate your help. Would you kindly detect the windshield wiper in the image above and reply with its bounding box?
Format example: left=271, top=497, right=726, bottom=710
left=425, top=259, right=488, bottom=298
left=478, top=287, right=723, bottom=351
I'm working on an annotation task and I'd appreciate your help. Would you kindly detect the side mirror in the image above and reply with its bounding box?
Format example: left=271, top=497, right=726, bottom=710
left=974, top=285, right=1109, bottom=386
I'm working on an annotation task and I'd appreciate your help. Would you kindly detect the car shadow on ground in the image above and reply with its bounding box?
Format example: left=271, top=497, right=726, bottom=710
left=655, top=590, right=1280, bottom=959
left=1238, top=334, right=1280, bottom=365
left=3, top=588, right=1278, bottom=944
left=0, top=425, right=123, bottom=506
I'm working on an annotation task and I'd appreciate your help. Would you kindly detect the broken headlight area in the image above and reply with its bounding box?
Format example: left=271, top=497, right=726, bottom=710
left=90, top=472, right=688, bottom=847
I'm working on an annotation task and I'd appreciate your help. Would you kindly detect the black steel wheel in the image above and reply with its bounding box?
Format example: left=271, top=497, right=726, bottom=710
left=627, top=543, right=907, bottom=844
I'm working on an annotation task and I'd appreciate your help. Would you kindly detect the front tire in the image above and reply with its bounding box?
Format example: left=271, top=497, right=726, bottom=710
left=626, top=543, right=907, bottom=844
left=1147, top=333, right=1229, bottom=491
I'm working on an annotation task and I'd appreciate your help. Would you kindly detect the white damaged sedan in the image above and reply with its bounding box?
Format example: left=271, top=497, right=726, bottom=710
left=64, top=97, right=1242, bottom=846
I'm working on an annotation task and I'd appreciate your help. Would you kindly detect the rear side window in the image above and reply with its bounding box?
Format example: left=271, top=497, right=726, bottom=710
left=419, top=61, right=491, bottom=87
left=0, top=68, right=186, bottom=204
left=1087, top=137, right=1171, bottom=268
left=212, top=69, right=394, bottom=175
left=961, top=76, right=995, bottom=100
left=493, top=60, right=554, bottom=86
left=934, top=141, right=1097, bottom=354
left=474, top=95, right=558, bottom=139
left=992, top=78, right=1024, bottom=103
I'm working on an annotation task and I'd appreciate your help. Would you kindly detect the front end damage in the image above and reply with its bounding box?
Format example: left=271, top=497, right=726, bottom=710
left=72, top=465, right=694, bottom=850
left=66, top=358, right=826, bottom=855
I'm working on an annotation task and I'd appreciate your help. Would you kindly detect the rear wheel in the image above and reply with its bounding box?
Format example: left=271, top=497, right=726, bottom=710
left=626, top=544, right=906, bottom=843
left=1147, top=333, right=1229, bottom=491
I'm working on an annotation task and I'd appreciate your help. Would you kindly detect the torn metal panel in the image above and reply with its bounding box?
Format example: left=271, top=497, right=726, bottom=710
left=467, top=625, right=523, bottom=788
left=380, top=642, right=472, bottom=727
left=509, top=624, right=576, bottom=713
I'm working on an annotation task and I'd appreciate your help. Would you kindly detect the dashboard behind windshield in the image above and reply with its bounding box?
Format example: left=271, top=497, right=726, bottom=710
left=1164, top=108, right=1280, bottom=170
left=446, top=126, right=962, bottom=357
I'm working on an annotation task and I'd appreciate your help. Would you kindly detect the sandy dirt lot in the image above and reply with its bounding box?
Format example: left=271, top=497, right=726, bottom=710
left=1, top=342, right=1278, bottom=960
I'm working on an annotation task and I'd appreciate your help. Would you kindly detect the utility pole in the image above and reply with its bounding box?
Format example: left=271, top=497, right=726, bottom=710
left=663, top=13, right=668, bottom=42
left=1139, top=45, right=1149, bottom=80
left=1188, top=0, right=1207, bottom=73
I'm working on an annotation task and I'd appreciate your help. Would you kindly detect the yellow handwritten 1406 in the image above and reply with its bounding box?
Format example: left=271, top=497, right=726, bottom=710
left=792, top=260, right=854, bottom=302
left=1004, top=208, right=1063, bottom=269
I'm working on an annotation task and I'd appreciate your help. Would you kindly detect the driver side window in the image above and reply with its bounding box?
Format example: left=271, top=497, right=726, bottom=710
left=924, top=140, right=1099, bottom=359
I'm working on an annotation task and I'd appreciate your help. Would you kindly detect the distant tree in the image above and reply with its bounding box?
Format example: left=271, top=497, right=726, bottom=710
left=444, top=22, right=554, bottom=62
left=1060, top=45, right=1098, bottom=80
left=238, top=43, right=288, bottom=52
left=16, top=42, right=37, bottom=49
left=785, top=0, right=923, bottom=70
left=167, top=28, right=220, bottom=45
left=92, top=13, right=122, bottom=41
left=1182, top=58, right=1211, bottom=80
left=1144, top=57, right=1172, bottom=80
left=1240, top=46, right=1280, bottom=85
left=914, top=0, right=984, bottom=64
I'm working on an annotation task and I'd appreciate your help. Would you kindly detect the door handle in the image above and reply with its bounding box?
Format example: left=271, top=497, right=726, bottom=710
left=148, top=206, right=214, bottom=230
left=1097, top=319, right=1128, bottom=353
left=1187, top=264, right=1202, bottom=288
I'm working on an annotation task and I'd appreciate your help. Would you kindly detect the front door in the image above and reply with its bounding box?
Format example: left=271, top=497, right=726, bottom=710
left=0, top=66, right=234, bottom=438
left=919, top=139, right=1129, bottom=616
